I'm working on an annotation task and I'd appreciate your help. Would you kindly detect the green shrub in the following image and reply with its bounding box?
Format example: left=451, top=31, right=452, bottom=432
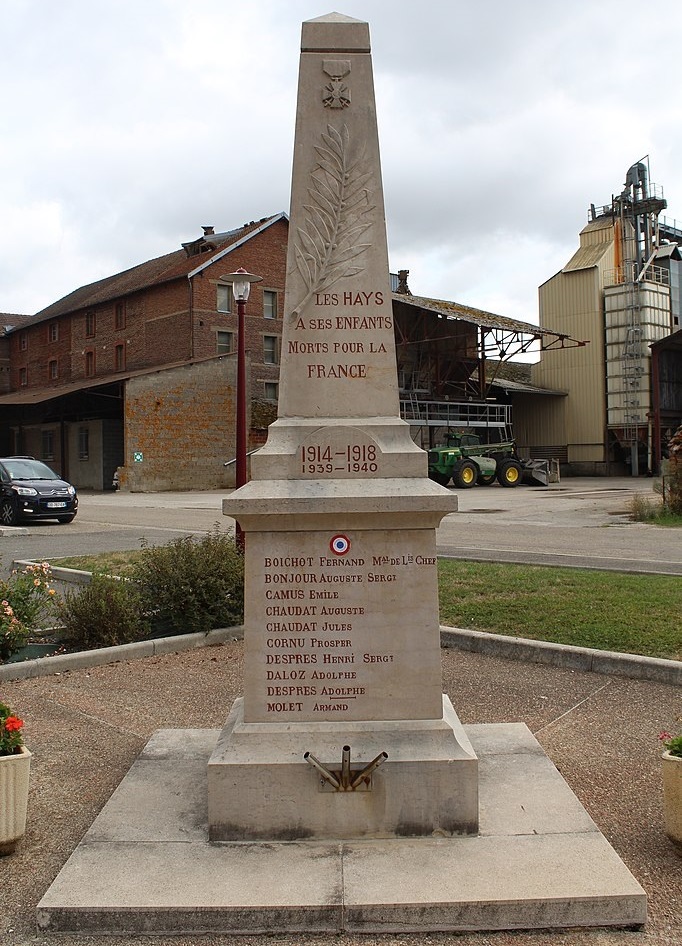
left=131, top=527, right=244, bottom=635
left=58, top=573, right=150, bottom=650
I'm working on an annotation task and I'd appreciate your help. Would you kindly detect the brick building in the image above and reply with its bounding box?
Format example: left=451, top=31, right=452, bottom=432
left=2, top=211, right=586, bottom=492
left=0, top=214, right=288, bottom=490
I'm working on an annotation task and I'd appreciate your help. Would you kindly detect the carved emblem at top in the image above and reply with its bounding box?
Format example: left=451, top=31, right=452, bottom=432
left=322, top=59, right=351, bottom=109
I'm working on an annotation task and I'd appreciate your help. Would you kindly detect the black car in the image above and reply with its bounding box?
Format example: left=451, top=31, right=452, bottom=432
left=0, top=457, right=78, bottom=525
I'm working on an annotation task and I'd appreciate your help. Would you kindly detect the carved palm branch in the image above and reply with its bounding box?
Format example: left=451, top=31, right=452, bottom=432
left=292, top=124, right=375, bottom=314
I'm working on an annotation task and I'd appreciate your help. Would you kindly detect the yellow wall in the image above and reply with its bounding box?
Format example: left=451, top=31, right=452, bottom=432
left=532, top=221, right=616, bottom=465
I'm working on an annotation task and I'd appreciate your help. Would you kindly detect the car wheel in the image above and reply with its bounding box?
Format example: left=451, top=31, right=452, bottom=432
left=453, top=461, right=478, bottom=489
left=497, top=459, right=522, bottom=487
left=477, top=472, right=496, bottom=486
left=0, top=497, right=19, bottom=526
left=57, top=514, right=76, bottom=524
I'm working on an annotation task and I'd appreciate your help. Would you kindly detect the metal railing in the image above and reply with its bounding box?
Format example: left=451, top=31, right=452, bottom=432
left=604, top=263, right=670, bottom=288
left=399, top=398, right=511, bottom=428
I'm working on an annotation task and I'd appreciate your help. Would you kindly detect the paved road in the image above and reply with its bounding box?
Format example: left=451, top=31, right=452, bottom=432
left=438, top=477, right=682, bottom=575
left=1, top=476, right=680, bottom=575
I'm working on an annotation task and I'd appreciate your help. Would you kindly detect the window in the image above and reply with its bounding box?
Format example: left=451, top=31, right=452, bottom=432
left=19, top=367, right=27, bottom=386
left=85, top=350, right=95, bottom=377
left=85, top=311, right=96, bottom=337
left=48, top=322, right=59, bottom=342
left=263, top=381, right=279, bottom=401
left=216, top=331, right=234, bottom=354
left=49, top=359, right=58, bottom=380
left=41, top=430, right=55, bottom=461
left=78, top=427, right=89, bottom=461
left=115, top=344, right=125, bottom=371
left=263, top=290, right=277, bottom=319
left=263, top=335, right=278, bottom=365
left=115, top=302, right=126, bottom=330
left=19, top=331, right=27, bottom=352
left=217, top=285, right=232, bottom=313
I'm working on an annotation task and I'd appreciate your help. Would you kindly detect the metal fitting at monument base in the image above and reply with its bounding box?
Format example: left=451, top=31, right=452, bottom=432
left=207, top=696, right=479, bottom=841
left=304, top=745, right=388, bottom=791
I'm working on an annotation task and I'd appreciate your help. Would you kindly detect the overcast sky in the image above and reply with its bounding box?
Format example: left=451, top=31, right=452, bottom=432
left=2, top=0, right=681, bottom=326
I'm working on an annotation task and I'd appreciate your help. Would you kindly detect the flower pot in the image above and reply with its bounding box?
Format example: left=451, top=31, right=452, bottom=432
left=0, top=745, right=31, bottom=855
left=662, top=750, right=682, bottom=853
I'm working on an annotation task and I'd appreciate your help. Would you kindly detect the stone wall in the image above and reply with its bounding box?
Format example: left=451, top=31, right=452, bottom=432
left=119, top=356, right=240, bottom=491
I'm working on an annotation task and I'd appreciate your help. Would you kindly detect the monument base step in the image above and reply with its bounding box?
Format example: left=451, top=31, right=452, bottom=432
left=208, top=695, right=478, bottom=840
left=36, top=723, right=646, bottom=935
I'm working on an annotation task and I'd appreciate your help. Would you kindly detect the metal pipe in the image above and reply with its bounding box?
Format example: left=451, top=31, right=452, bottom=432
left=224, top=448, right=261, bottom=467
left=340, top=745, right=351, bottom=789
left=304, top=751, right=341, bottom=790
left=350, top=752, right=389, bottom=789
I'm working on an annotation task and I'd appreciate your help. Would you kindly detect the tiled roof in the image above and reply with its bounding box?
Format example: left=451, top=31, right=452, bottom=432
left=24, top=214, right=285, bottom=327
left=1, top=313, right=33, bottom=335
left=0, top=353, right=231, bottom=406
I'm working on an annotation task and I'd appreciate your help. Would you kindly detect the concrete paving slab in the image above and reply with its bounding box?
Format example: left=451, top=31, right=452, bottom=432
left=37, top=841, right=344, bottom=935
left=36, top=722, right=646, bottom=935
left=342, top=834, right=646, bottom=932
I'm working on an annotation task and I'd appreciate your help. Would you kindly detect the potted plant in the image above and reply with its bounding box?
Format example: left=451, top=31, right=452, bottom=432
left=0, top=701, right=31, bottom=855
left=660, top=730, right=682, bottom=852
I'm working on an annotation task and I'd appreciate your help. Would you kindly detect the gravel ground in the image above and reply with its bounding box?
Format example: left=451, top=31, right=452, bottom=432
left=1, top=640, right=681, bottom=946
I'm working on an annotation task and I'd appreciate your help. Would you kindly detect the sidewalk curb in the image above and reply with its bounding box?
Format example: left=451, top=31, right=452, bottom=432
left=1, top=624, right=679, bottom=686
left=0, top=627, right=244, bottom=682
left=440, top=626, right=682, bottom=686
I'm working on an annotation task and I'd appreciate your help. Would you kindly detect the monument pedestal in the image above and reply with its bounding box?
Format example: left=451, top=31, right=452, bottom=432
left=208, top=695, right=477, bottom=841
left=37, top=724, right=647, bottom=935
left=211, top=478, right=471, bottom=841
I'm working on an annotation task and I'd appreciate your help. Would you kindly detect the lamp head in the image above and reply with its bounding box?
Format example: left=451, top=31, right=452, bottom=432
left=219, top=267, right=263, bottom=302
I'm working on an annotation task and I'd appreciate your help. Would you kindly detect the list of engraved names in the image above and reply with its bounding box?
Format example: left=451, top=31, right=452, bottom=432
left=243, top=530, right=443, bottom=723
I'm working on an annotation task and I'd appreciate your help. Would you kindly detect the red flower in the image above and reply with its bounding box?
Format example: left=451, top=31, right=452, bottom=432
left=4, top=716, right=24, bottom=732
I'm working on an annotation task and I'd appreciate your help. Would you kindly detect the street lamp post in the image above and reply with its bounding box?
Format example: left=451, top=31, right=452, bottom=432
left=218, top=268, right=262, bottom=550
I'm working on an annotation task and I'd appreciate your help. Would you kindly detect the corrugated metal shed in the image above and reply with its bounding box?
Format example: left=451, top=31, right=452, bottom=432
left=392, top=293, right=584, bottom=350
left=490, top=377, right=567, bottom=396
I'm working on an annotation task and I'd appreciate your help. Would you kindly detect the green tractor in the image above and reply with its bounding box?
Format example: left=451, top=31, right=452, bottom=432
left=427, top=432, right=531, bottom=489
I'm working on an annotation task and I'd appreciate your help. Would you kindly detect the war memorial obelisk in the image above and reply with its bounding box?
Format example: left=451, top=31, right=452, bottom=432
left=209, top=11, right=478, bottom=840
left=37, top=13, right=646, bottom=935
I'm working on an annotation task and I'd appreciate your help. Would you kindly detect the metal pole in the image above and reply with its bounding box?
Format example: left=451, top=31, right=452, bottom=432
left=236, top=295, right=247, bottom=551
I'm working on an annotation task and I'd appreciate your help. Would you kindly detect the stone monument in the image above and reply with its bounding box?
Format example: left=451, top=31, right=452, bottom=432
left=208, top=11, right=478, bottom=841
left=36, top=14, right=647, bottom=935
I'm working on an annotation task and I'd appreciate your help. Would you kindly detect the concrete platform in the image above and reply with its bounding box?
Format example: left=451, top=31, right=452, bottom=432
left=36, top=723, right=646, bottom=935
